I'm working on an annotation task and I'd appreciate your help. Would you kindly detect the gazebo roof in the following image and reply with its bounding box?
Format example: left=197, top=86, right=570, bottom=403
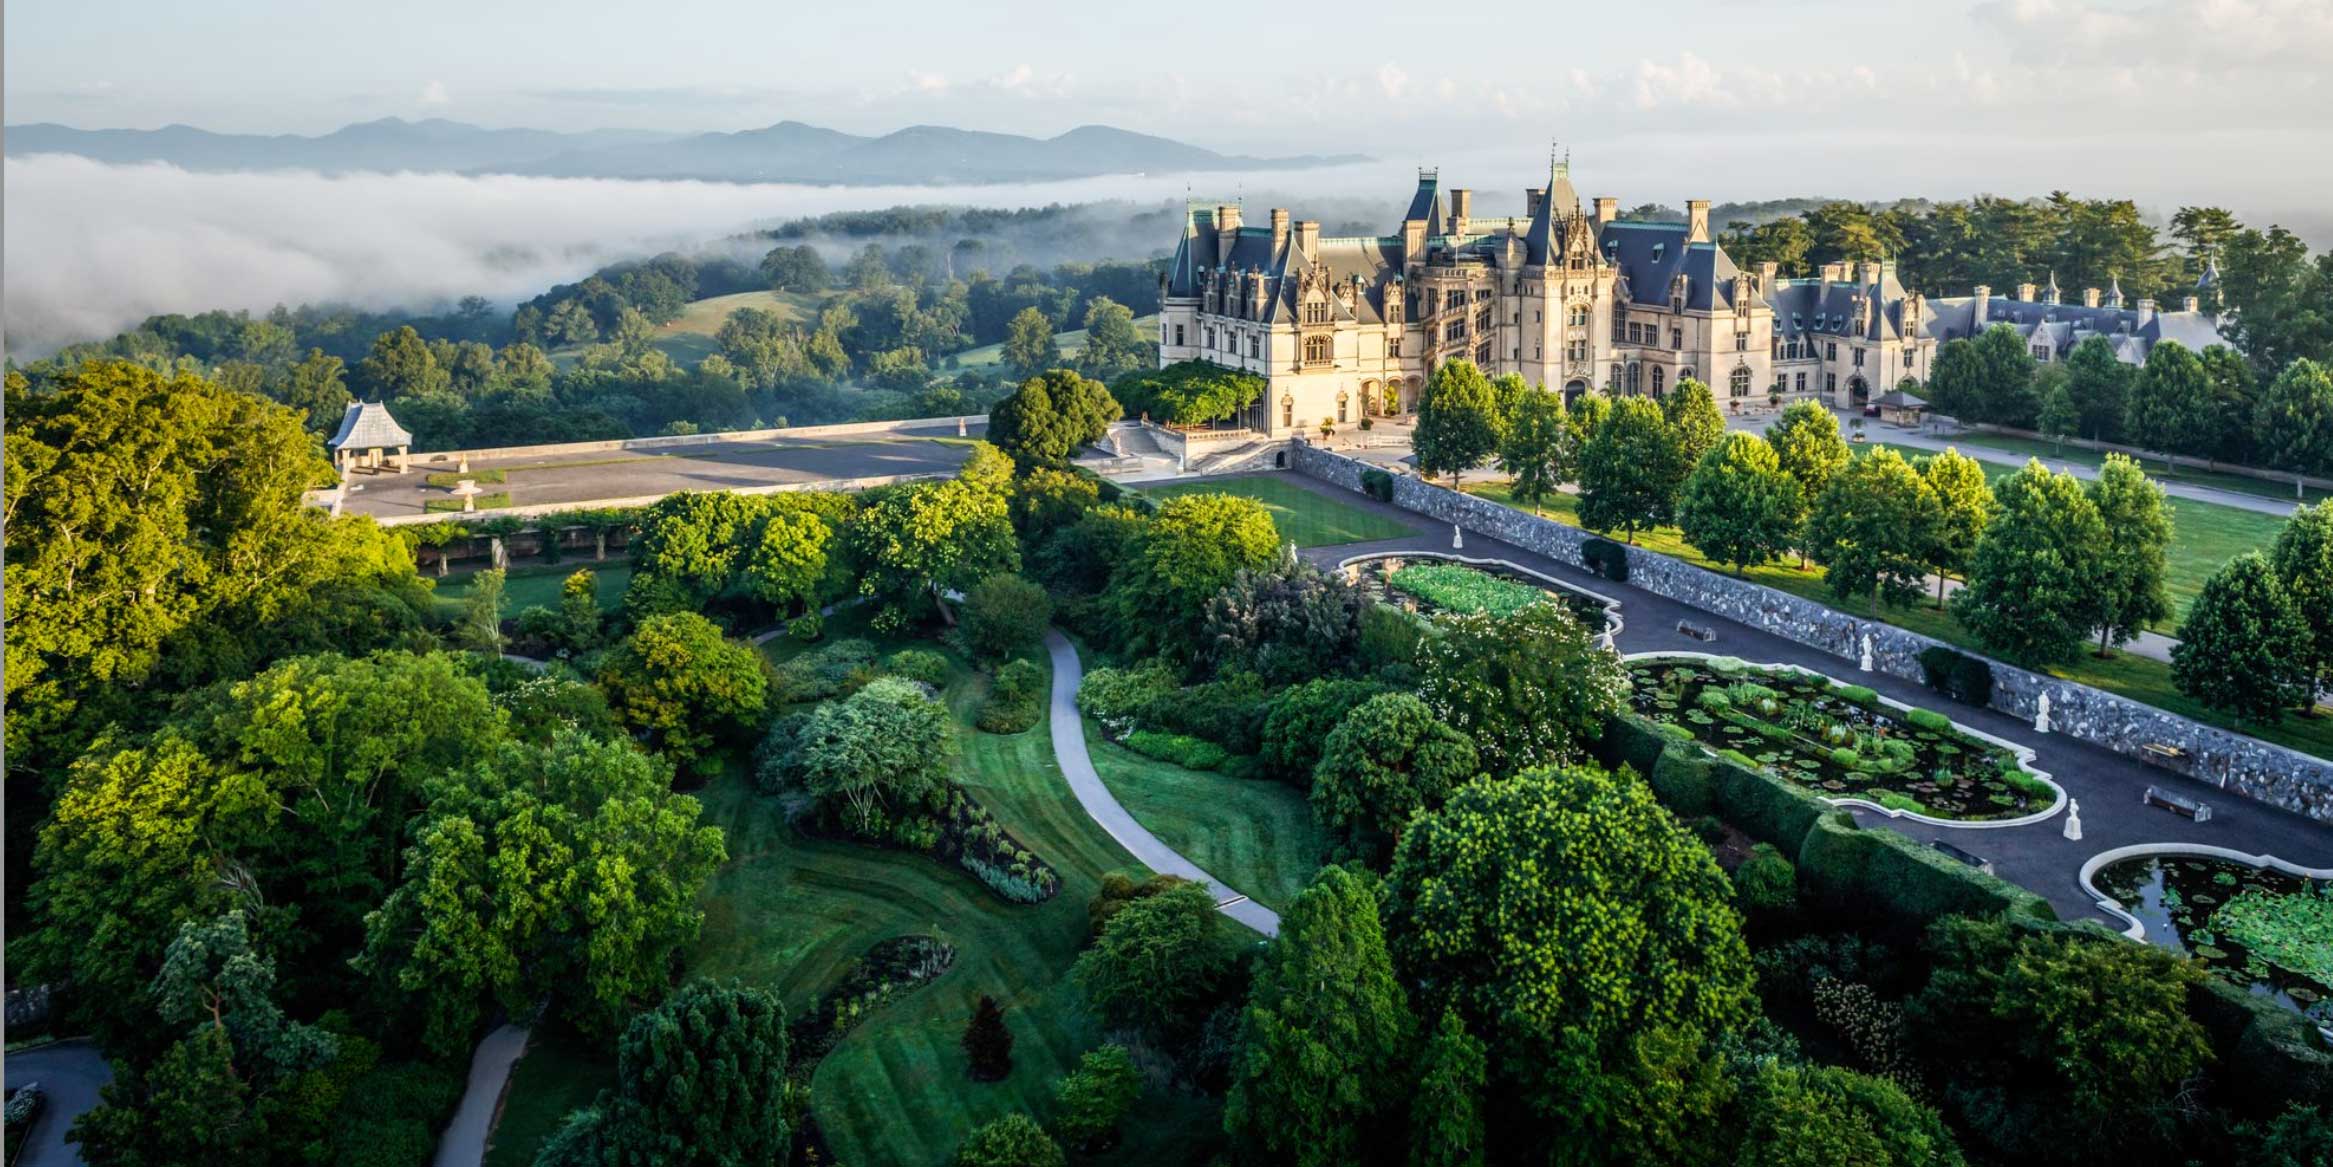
left=1872, top=390, right=1928, bottom=411
left=328, top=401, right=414, bottom=451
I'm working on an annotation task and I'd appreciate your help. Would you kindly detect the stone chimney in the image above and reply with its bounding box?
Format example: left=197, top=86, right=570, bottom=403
left=1448, top=189, right=1472, bottom=235
left=1295, top=219, right=1321, bottom=257
left=2136, top=298, right=2159, bottom=328
left=2183, top=295, right=2201, bottom=313
left=2016, top=282, right=2037, bottom=302
left=1217, top=204, right=1242, bottom=233
left=1686, top=200, right=1711, bottom=243
left=2083, top=287, right=2101, bottom=308
left=1858, top=260, right=1881, bottom=288
left=1759, top=261, right=1780, bottom=290
left=1401, top=218, right=1426, bottom=267
left=1972, top=285, right=1992, bottom=323
left=1594, top=197, right=1619, bottom=226
left=1822, top=262, right=1849, bottom=283
left=1270, top=208, right=1290, bottom=254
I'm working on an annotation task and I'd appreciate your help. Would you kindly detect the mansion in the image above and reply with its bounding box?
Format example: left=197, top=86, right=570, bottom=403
left=1157, top=162, right=2226, bottom=437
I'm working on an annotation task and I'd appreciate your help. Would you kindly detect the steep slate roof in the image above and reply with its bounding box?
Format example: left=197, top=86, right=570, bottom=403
left=328, top=401, right=414, bottom=451
left=1598, top=221, right=1742, bottom=311
left=1769, top=268, right=1922, bottom=344
left=1924, top=293, right=2228, bottom=362
left=1403, top=171, right=1446, bottom=234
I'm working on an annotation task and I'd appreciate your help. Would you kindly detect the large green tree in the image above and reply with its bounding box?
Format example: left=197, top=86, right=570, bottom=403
left=1224, top=866, right=1416, bottom=1167
left=2171, top=551, right=2314, bottom=722
left=2269, top=501, right=2333, bottom=700
left=1663, top=378, right=1726, bottom=468
left=1413, top=360, right=1506, bottom=486
left=1805, top=448, right=1941, bottom=612
left=2061, top=335, right=2132, bottom=442
left=1920, top=449, right=1993, bottom=605
left=355, top=325, right=452, bottom=401
left=1577, top=396, right=1686, bottom=541
left=1072, top=880, right=1231, bottom=1039
left=538, top=980, right=792, bottom=1167
left=1415, top=605, right=1626, bottom=776
left=1001, top=306, right=1061, bottom=383
left=1108, top=492, right=1280, bottom=658
left=597, top=612, right=769, bottom=776
left=1076, top=296, right=1152, bottom=381
left=1310, top=693, right=1480, bottom=866
left=782, top=676, right=956, bottom=835
left=1765, top=402, right=1851, bottom=500
left=1732, top=1063, right=1965, bottom=1167
left=2256, top=358, right=2333, bottom=495
left=848, top=443, right=1020, bottom=621
left=2085, top=454, right=2173, bottom=654
left=1408, top=1008, right=1489, bottom=1167
left=2124, top=341, right=2215, bottom=463
left=1951, top=460, right=2108, bottom=665
left=1499, top=384, right=1575, bottom=512
left=742, top=508, right=833, bottom=614
left=1384, top=764, right=1753, bottom=1154
left=987, top=368, right=1120, bottom=467
left=954, top=1114, right=1063, bottom=1167
left=1676, top=432, right=1804, bottom=575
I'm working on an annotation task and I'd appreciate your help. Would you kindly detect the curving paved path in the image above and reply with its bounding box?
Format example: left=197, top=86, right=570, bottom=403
left=432, top=1024, right=530, bottom=1167
left=4, top=1040, right=110, bottom=1167
left=1044, top=631, right=1282, bottom=937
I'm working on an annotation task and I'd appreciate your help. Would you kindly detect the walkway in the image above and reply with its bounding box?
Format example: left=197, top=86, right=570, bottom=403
left=431, top=1023, right=531, bottom=1167
left=1274, top=472, right=2333, bottom=925
left=3, top=1040, right=110, bottom=1167
left=1043, top=631, right=1282, bottom=937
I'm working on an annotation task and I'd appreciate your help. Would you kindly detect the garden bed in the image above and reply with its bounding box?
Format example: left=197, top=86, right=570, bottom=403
left=786, top=935, right=957, bottom=1164
left=1626, top=655, right=2057, bottom=824
left=1343, top=554, right=1617, bottom=635
left=2088, top=851, right=2332, bottom=1029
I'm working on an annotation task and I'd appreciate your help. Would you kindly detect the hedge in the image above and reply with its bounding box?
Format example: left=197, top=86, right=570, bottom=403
left=1598, top=716, right=1674, bottom=780
left=1905, top=707, right=1953, bottom=733
left=1648, top=748, right=1718, bottom=818
left=1917, top=645, right=1995, bottom=707
left=1711, top=756, right=1832, bottom=851
left=1795, top=816, right=2053, bottom=932
left=1580, top=537, right=1629, bottom=582
left=1360, top=468, right=1395, bottom=503
left=1123, top=729, right=1230, bottom=772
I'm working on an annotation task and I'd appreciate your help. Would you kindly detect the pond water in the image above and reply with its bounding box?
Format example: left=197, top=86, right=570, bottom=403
left=1346, top=556, right=1614, bottom=633
left=1627, top=657, right=2051, bottom=822
left=2094, top=854, right=2332, bottom=1028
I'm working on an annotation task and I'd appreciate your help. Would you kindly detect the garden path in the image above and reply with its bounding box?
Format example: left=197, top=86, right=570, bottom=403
left=3, top=1039, right=110, bottom=1167
left=1043, top=631, right=1282, bottom=938
left=432, top=1023, right=530, bottom=1167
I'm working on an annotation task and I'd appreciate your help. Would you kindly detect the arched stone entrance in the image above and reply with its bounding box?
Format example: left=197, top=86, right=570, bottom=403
left=1562, top=378, right=1591, bottom=405
left=1848, top=376, right=1871, bottom=407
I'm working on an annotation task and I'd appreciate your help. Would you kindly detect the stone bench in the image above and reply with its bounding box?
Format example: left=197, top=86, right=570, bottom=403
left=2143, top=786, right=2212, bottom=823
left=1676, top=620, right=1717, bottom=643
left=1928, top=840, right=1994, bottom=875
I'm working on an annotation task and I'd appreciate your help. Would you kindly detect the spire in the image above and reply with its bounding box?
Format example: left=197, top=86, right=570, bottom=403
left=2044, top=270, right=2062, bottom=303
left=1544, top=138, right=1582, bottom=219
left=2199, top=255, right=2220, bottom=288
left=2105, top=274, right=2124, bottom=308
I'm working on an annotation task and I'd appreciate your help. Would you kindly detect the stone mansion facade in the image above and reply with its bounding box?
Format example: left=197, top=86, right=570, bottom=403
left=1157, top=161, right=2225, bottom=437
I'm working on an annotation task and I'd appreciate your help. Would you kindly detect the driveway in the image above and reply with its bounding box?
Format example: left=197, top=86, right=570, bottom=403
left=5, top=1040, right=110, bottom=1167
left=1044, top=631, right=1282, bottom=937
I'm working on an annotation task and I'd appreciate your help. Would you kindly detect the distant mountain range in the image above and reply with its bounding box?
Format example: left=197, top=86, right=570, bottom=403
left=4, top=117, right=1364, bottom=184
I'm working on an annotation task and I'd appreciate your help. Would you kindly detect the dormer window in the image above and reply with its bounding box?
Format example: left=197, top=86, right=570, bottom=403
left=1303, top=298, right=1330, bottom=326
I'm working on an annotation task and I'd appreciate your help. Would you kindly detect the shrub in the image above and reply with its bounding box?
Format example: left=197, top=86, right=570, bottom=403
left=1581, top=536, right=1630, bottom=581
left=1836, top=684, right=1878, bottom=706
left=1357, top=603, right=1425, bottom=673
left=962, top=574, right=1052, bottom=660
left=1124, top=729, right=1229, bottom=771
left=788, top=613, right=824, bottom=642
left=1361, top=467, right=1395, bottom=502
left=954, top=1113, right=1063, bottom=1167
left=1697, top=688, right=1733, bottom=711
left=1075, top=660, right=1179, bottom=733
left=978, top=659, right=1045, bottom=734
left=1136, top=672, right=1267, bottom=754
left=1904, top=707, right=1953, bottom=733
left=771, top=637, right=880, bottom=705
left=1916, top=645, right=1995, bottom=707
left=1053, top=1045, right=1141, bottom=1153
left=1796, top=817, right=2053, bottom=933
left=1648, top=747, right=1718, bottom=817
left=884, top=649, right=950, bottom=688
left=1733, top=842, right=1800, bottom=917
left=1830, top=746, right=1864, bottom=769
left=1259, top=677, right=1388, bottom=786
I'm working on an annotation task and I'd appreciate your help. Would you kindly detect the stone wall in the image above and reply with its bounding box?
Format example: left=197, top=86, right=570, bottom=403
left=1291, top=442, right=2333, bottom=823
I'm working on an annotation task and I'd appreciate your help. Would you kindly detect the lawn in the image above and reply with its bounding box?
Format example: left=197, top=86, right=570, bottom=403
left=486, top=621, right=1246, bottom=1167
left=1139, top=475, right=1415, bottom=548
left=545, top=290, right=825, bottom=370
left=1902, top=430, right=2327, bottom=506
left=1465, top=480, right=2333, bottom=761
left=482, top=1024, right=610, bottom=1167
left=951, top=315, right=1159, bottom=371
left=431, top=561, right=631, bottom=619
left=1085, top=723, right=1324, bottom=913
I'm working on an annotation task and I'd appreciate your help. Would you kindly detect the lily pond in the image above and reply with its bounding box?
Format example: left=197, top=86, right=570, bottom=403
left=1627, top=657, right=2054, bottom=822
left=1349, top=557, right=1614, bottom=632
left=2094, top=854, right=2333, bottom=1028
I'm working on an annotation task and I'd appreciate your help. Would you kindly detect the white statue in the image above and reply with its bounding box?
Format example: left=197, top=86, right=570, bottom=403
left=2034, top=692, right=2052, bottom=735
left=2063, top=798, right=2082, bottom=841
left=1859, top=632, right=1874, bottom=673
left=957, top=416, right=968, bottom=437
left=1177, top=451, right=1187, bottom=473
left=1110, top=432, right=1124, bottom=457
left=1285, top=539, right=1299, bottom=566
left=1452, top=524, right=1465, bottom=550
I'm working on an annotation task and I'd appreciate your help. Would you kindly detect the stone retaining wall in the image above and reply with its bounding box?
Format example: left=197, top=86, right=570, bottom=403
left=409, top=415, right=981, bottom=465
left=371, top=470, right=948, bottom=528
left=1291, top=442, right=2333, bottom=823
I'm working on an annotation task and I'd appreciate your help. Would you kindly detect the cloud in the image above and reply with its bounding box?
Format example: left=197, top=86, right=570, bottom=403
left=420, top=80, right=450, bottom=106
left=910, top=71, right=949, bottom=94
left=1973, top=0, right=2333, bottom=70
left=1376, top=63, right=1410, bottom=100
left=1632, top=52, right=1733, bottom=109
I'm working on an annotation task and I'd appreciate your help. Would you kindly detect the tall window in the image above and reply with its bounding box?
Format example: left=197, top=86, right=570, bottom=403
left=1650, top=366, right=1666, bottom=397
left=1174, top=324, right=1186, bottom=346
left=1826, top=342, right=1838, bottom=361
left=1204, top=326, right=1216, bottom=349
left=1251, top=335, right=1261, bottom=358
left=1731, top=366, right=1752, bottom=397
left=1794, top=372, right=1807, bottom=393
left=1283, top=397, right=1294, bottom=428
left=1825, top=373, right=1837, bottom=395
left=1612, top=313, right=1626, bottom=343
left=1627, top=363, right=1641, bottom=395
left=1476, top=307, right=1493, bottom=333
left=1853, top=347, right=1866, bottom=367
left=1670, top=327, right=1683, bottom=350
left=1445, top=320, right=1468, bottom=343
left=1304, top=298, right=1330, bottom=325
left=1570, top=304, right=1590, bottom=327
left=1337, top=392, right=1349, bottom=423
left=1475, top=342, right=1494, bottom=365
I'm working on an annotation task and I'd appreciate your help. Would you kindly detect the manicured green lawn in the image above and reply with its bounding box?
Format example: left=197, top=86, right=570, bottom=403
left=488, top=628, right=1245, bottom=1167
left=1896, top=431, right=2327, bottom=505
left=431, top=561, right=631, bottom=619
left=951, top=315, right=1158, bottom=371
left=1466, top=481, right=2333, bottom=761
left=482, top=1024, right=610, bottom=1167
left=1085, top=724, right=1324, bottom=913
left=1139, top=476, right=1415, bottom=548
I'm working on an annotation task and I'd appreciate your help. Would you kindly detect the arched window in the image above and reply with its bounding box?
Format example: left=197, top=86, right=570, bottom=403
left=1730, top=365, right=1753, bottom=398
left=1336, top=390, right=1349, bottom=424
left=1626, top=363, right=1641, bottom=395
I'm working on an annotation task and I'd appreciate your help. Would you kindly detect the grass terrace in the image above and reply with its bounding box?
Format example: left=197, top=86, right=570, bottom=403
left=1628, top=656, right=2055, bottom=822
left=2093, top=853, right=2332, bottom=1029
left=1084, top=722, right=1324, bottom=913
left=1139, top=476, right=1413, bottom=548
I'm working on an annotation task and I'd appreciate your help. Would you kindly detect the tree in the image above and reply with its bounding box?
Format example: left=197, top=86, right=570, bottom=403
left=2170, top=205, right=2241, bottom=268
left=1805, top=449, right=1940, bottom=613
left=1108, top=493, right=1280, bottom=658
left=1077, top=296, right=1151, bottom=381
left=597, top=612, right=769, bottom=776
left=2257, top=358, right=2333, bottom=496
left=1052, top=1045, right=1140, bottom=1153
left=2172, top=551, right=2314, bottom=722
left=545, top=980, right=792, bottom=1167
left=1663, top=378, right=1726, bottom=467
left=356, top=325, right=452, bottom=401
left=557, top=570, right=603, bottom=652
left=2218, top=226, right=2333, bottom=376
left=2036, top=374, right=2080, bottom=450
left=281, top=348, right=353, bottom=429
left=849, top=443, right=1020, bottom=621
left=2269, top=502, right=2333, bottom=701
left=2199, top=345, right=2260, bottom=465
left=760, top=243, right=829, bottom=293
left=1415, top=606, right=1626, bottom=776
left=1258, top=678, right=1388, bottom=787
left=459, top=567, right=507, bottom=654
left=2086, top=455, right=2173, bottom=655
left=1921, top=449, right=1993, bottom=605
left=1952, top=460, right=2109, bottom=666
left=1733, top=1063, right=1965, bottom=1167
left=2062, top=335, right=2132, bottom=442
left=1072, top=880, right=1230, bottom=1038
left=1677, top=433, right=1804, bottom=575
left=962, top=574, right=1051, bottom=660
left=2125, top=341, right=2215, bottom=464
left=1384, top=765, right=1752, bottom=1148
left=988, top=369, right=1119, bottom=466
left=632, top=491, right=768, bottom=597
left=1224, top=866, right=1416, bottom=1167
left=783, top=677, right=956, bottom=833
left=1413, top=360, right=1504, bottom=486
left=963, top=994, right=1014, bottom=1082
left=1001, top=306, right=1061, bottom=382
left=1407, top=1008, right=1488, bottom=1167
left=742, top=508, right=832, bottom=614
left=1310, top=693, right=1479, bottom=867
left=1578, top=396, right=1686, bottom=541
left=1499, top=384, right=1574, bottom=512
left=1198, top=563, right=1370, bottom=685
left=1766, top=401, right=1851, bottom=500
left=954, top=1114, right=1063, bottom=1167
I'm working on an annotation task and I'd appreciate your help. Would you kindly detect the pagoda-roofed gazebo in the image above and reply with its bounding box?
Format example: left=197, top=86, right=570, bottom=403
left=328, top=401, right=414, bottom=474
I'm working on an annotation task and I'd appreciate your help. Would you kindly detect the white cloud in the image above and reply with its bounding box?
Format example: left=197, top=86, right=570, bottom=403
left=419, top=79, right=450, bottom=106
left=1632, top=52, right=1732, bottom=110
left=1377, top=63, right=1410, bottom=100
left=1974, top=0, right=2333, bottom=69
left=909, top=71, right=949, bottom=93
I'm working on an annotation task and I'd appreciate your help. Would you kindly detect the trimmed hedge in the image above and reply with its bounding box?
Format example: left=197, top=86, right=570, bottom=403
left=1648, top=748, right=1718, bottom=818
left=1905, top=707, right=1953, bottom=733
left=1917, top=645, right=1995, bottom=707
left=1360, top=467, right=1395, bottom=503
left=1599, top=715, right=1674, bottom=780
left=1795, top=816, right=2053, bottom=932
left=1711, top=756, right=1832, bottom=851
left=1580, top=537, right=1629, bottom=582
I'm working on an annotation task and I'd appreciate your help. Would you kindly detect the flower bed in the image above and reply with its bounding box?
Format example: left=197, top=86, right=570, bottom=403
left=1627, top=656, right=2054, bottom=822
left=1347, top=556, right=1613, bottom=633
left=2093, top=853, right=2331, bottom=1027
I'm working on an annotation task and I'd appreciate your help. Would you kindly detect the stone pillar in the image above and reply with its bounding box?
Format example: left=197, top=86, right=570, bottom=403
left=396, top=445, right=409, bottom=474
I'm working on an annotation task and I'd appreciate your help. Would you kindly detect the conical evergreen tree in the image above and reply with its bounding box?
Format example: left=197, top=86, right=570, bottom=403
left=963, top=993, right=1015, bottom=1082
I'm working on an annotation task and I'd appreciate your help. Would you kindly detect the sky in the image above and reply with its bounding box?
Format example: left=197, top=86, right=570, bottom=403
left=9, top=0, right=2333, bottom=205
